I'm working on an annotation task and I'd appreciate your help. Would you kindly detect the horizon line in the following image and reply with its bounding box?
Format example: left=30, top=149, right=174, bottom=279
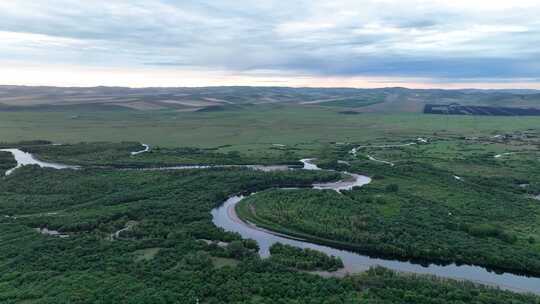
left=1, top=83, right=538, bottom=92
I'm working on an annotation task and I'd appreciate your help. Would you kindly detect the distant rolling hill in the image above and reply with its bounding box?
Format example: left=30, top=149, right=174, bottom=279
left=0, top=85, right=539, bottom=113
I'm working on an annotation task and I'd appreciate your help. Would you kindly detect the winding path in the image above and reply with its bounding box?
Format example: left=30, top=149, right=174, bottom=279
left=350, top=142, right=417, bottom=157
left=494, top=152, right=514, bottom=159
left=350, top=141, right=418, bottom=166
left=366, top=154, right=395, bottom=166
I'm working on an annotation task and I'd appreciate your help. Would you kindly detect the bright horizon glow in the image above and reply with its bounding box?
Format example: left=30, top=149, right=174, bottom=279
left=2, top=64, right=539, bottom=90
left=1, top=1, right=539, bottom=89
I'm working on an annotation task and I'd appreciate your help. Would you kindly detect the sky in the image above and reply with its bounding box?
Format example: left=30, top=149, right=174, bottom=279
left=1, top=0, right=539, bottom=89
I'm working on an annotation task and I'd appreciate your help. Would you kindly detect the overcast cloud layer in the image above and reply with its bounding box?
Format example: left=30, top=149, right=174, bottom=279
left=1, top=0, right=539, bottom=88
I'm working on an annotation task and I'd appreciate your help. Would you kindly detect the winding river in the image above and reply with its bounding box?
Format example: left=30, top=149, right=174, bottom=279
left=212, top=159, right=540, bottom=294
left=131, top=143, right=151, bottom=155
left=2, top=148, right=540, bottom=294
left=0, top=148, right=79, bottom=175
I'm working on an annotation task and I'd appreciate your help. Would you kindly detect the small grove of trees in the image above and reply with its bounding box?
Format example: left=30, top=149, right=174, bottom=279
left=461, top=223, right=517, bottom=244
left=269, top=243, right=343, bottom=271
left=385, top=184, right=399, bottom=193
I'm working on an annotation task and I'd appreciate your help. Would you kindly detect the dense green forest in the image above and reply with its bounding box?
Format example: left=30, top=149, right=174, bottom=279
left=20, top=142, right=302, bottom=168
left=1, top=141, right=539, bottom=302
left=0, top=151, right=16, bottom=175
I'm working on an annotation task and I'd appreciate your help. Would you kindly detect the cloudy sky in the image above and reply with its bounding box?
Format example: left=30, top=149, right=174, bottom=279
left=1, top=0, right=539, bottom=88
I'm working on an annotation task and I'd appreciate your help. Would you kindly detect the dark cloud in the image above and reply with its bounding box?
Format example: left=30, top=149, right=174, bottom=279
left=269, top=56, right=540, bottom=79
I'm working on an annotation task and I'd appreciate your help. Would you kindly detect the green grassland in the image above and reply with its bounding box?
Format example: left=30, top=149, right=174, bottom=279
left=1, top=105, right=540, bottom=155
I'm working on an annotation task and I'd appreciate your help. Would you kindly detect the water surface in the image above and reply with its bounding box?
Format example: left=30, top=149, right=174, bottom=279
left=0, top=148, right=79, bottom=175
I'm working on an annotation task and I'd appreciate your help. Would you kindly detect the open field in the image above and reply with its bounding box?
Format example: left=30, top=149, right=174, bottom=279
left=425, top=104, right=540, bottom=116
left=2, top=86, right=540, bottom=114
left=1, top=105, right=540, bottom=155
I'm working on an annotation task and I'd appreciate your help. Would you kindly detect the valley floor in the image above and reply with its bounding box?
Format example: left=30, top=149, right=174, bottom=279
left=1, top=107, right=540, bottom=303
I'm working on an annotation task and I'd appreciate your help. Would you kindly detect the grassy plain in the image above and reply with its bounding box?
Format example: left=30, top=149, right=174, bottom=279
left=1, top=105, right=540, bottom=155
left=2, top=101, right=540, bottom=302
